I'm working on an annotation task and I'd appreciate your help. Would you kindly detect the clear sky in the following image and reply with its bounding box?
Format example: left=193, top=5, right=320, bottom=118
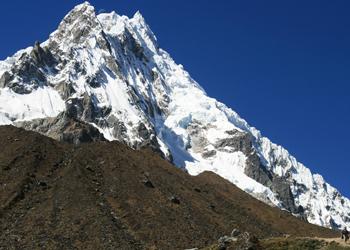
left=1, top=1, right=349, bottom=196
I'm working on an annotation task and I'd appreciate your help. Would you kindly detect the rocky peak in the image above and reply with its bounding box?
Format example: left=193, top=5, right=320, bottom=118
left=48, top=1, right=102, bottom=51
left=64, top=1, right=95, bottom=21
left=60, top=1, right=96, bottom=30
left=132, top=11, right=147, bottom=27
left=128, top=11, right=159, bottom=55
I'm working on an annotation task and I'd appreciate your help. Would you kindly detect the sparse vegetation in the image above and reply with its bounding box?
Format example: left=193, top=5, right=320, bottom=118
left=261, top=237, right=350, bottom=250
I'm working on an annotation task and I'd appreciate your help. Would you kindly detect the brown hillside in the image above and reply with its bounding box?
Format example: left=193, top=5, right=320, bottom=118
left=0, top=126, right=337, bottom=249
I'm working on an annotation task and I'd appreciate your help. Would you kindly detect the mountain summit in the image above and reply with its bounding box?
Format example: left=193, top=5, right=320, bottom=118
left=0, top=2, right=349, bottom=229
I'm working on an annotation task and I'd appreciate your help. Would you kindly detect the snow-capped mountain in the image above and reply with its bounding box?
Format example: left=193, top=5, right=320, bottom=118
left=0, top=2, right=349, bottom=229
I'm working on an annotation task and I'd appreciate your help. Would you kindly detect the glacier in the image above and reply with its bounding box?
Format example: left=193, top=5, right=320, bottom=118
left=0, top=2, right=349, bottom=229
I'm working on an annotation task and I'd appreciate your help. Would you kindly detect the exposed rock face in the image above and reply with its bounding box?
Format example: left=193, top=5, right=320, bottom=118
left=1, top=2, right=350, bottom=229
left=14, top=112, right=105, bottom=144
left=212, top=129, right=302, bottom=216
left=0, top=71, right=12, bottom=88
left=215, top=130, right=252, bottom=153
left=0, top=41, right=57, bottom=94
left=30, top=41, right=57, bottom=67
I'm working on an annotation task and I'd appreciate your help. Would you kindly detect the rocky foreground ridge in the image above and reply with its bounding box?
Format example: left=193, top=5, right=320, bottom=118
left=0, top=126, right=337, bottom=249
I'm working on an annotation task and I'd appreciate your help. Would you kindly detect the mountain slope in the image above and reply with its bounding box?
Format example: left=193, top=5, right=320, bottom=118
left=0, top=2, right=349, bottom=229
left=0, top=126, right=338, bottom=249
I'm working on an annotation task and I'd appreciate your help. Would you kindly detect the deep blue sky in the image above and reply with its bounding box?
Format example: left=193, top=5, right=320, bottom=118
left=1, top=1, right=349, bottom=196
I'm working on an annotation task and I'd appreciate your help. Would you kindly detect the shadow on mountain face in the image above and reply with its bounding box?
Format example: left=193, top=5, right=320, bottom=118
left=0, top=126, right=337, bottom=249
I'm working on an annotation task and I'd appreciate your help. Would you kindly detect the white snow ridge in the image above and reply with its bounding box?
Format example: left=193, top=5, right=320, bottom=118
left=0, top=1, right=349, bottom=229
